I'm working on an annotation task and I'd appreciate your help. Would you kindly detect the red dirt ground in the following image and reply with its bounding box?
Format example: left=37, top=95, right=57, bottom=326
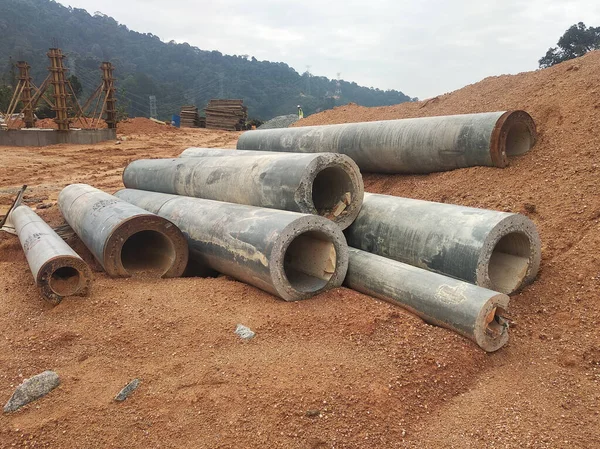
left=1, top=51, right=599, bottom=448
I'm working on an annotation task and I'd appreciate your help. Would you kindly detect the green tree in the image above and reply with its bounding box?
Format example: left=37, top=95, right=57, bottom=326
left=539, top=22, right=600, bottom=68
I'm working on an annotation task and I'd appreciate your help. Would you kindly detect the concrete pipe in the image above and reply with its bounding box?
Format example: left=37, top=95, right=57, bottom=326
left=10, top=205, right=92, bottom=304
left=345, top=248, right=509, bottom=352
left=236, top=111, right=536, bottom=173
left=114, top=189, right=348, bottom=301
left=345, top=193, right=541, bottom=294
left=58, top=184, right=188, bottom=278
left=124, top=150, right=364, bottom=230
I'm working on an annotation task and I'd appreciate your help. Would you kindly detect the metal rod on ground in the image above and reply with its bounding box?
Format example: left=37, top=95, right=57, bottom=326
left=124, top=149, right=364, bottom=230
left=344, top=193, right=541, bottom=294
left=58, top=184, right=188, bottom=278
left=345, top=248, right=510, bottom=352
left=114, top=189, right=349, bottom=301
left=236, top=111, right=537, bottom=173
left=10, top=205, right=92, bottom=304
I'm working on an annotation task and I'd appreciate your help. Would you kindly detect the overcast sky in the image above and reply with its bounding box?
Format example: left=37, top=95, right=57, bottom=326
left=57, top=0, right=600, bottom=99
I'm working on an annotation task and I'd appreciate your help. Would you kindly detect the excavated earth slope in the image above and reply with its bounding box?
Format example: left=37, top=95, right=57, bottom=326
left=0, top=51, right=599, bottom=448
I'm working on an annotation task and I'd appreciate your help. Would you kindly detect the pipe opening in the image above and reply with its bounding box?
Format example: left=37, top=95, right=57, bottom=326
left=120, top=230, right=176, bottom=277
left=488, top=232, right=531, bottom=293
left=484, top=306, right=508, bottom=336
left=49, top=266, right=81, bottom=297
left=312, top=167, right=355, bottom=219
left=284, top=231, right=337, bottom=293
left=505, top=123, right=532, bottom=156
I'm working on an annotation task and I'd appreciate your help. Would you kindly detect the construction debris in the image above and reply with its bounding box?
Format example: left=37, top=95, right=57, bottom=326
left=114, top=378, right=141, bottom=402
left=205, top=99, right=247, bottom=131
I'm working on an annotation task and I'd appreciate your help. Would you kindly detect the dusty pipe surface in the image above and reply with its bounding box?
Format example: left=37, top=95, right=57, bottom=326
left=236, top=111, right=536, bottom=173
left=179, top=148, right=275, bottom=158
left=345, top=248, right=509, bottom=352
left=114, top=189, right=348, bottom=301
left=124, top=150, right=363, bottom=230
left=58, top=184, right=188, bottom=278
left=10, top=205, right=92, bottom=304
left=345, top=193, right=541, bottom=294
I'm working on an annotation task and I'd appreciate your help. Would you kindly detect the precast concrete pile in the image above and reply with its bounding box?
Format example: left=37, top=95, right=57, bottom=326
left=10, top=204, right=92, bottom=304
left=345, top=248, right=509, bottom=352
left=124, top=149, right=364, bottom=229
left=345, top=193, right=541, bottom=295
left=236, top=111, right=537, bottom=174
left=114, top=189, right=348, bottom=301
left=58, top=184, right=188, bottom=278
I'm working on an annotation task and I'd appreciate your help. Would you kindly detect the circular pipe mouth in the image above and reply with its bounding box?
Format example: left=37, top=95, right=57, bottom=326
left=48, top=266, right=82, bottom=297
left=120, top=229, right=177, bottom=277
left=283, top=230, right=337, bottom=293
left=474, top=296, right=510, bottom=352
left=488, top=232, right=531, bottom=294
left=490, top=110, right=537, bottom=167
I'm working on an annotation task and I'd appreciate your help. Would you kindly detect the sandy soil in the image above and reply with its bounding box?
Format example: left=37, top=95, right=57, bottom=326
left=1, top=51, right=600, bottom=448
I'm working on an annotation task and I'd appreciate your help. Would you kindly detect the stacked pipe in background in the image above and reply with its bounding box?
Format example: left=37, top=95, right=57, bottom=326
left=236, top=110, right=537, bottom=173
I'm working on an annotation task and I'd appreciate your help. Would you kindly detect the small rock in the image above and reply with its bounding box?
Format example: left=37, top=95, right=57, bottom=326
left=115, top=378, right=141, bottom=402
left=4, top=371, right=60, bottom=413
left=235, top=324, right=255, bottom=340
left=523, top=203, right=536, bottom=214
left=305, top=409, right=321, bottom=418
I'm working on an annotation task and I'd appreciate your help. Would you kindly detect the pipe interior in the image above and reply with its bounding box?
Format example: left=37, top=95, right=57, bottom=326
left=49, top=266, right=81, bottom=297
left=284, top=230, right=337, bottom=293
left=488, top=232, right=531, bottom=293
left=485, top=306, right=508, bottom=337
left=311, top=166, right=354, bottom=218
left=120, top=230, right=176, bottom=276
left=505, top=122, right=532, bottom=156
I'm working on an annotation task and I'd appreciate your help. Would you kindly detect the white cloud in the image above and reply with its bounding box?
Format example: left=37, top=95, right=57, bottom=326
left=58, top=0, right=600, bottom=98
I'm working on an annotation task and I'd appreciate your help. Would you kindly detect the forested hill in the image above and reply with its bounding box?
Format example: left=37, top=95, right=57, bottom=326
left=0, top=0, right=414, bottom=120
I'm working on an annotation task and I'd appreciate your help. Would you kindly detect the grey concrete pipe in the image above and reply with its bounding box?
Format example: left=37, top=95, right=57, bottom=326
left=58, top=184, right=188, bottom=278
left=236, top=111, right=536, bottom=173
left=345, top=248, right=509, bottom=352
left=10, top=205, right=92, bottom=304
left=345, top=193, right=541, bottom=294
left=124, top=150, right=364, bottom=230
left=114, top=189, right=348, bottom=301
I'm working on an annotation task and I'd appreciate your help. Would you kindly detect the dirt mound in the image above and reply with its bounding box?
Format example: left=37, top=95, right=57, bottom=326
left=117, top=117, right=179, bottom=135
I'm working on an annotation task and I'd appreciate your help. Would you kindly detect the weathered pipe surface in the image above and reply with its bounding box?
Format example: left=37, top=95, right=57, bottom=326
left=236, top=111, right=536, bottom=173
left=125, top=149, right=363, bottom=230
left=345, top=193, right=541, bottom=294
left=345, top=248, right=509, bottom=352
left=114, top=189, right=348, bottom=301
left=10, top=205, right=92, bottom=304
left=58, top=184, right=188, bottom=278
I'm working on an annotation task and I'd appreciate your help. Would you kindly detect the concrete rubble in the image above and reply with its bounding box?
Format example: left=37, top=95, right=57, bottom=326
left=4, top=371, right=60, bottom=413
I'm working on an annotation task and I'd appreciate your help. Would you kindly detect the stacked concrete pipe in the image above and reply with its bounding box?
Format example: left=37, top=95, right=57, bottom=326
left=236, top=111, right=536, bottom=173
left=123, top=149, right=364, bottom=230
left=10, top=205, right=92, bottom=304
left=114, top=189, right=348, bottom=301
left=58, top=184, right=188, bottom=278
left=345, top=193, right=541, bottom=294
left=346, top=248, right=510, bottom=352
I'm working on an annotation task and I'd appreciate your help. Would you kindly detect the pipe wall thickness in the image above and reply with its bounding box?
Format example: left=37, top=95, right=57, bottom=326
left=114, top=189, right=348, bottom=301
left=11, top=205, right=92, bottom=303
left=345, top=248, right=509, bottom=352
left=345, top=193, right=541, bottom=294
left=124, top=150, right=363, bottom=230
left=236, top=111, right=536, bottom=173
left=58, top=184, right=188, bottom=278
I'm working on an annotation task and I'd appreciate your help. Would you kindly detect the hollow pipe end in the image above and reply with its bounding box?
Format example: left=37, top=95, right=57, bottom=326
left=473, top=293, right=510, bottom=352
left=301, top=154, right=365, bottom=230
left=37, top=255, right=93, bottom=305
left=103, top=214, right=189, bottom=278
left=270, top=215, right=349, bottom=301
left=489, top=110, right=537, bottom=168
